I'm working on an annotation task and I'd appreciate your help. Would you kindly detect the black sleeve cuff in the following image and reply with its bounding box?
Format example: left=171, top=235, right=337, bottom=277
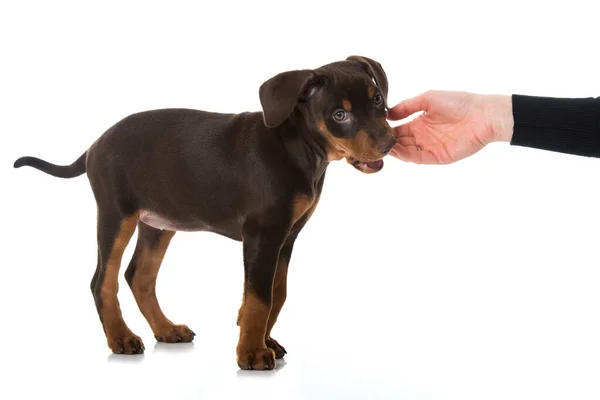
left=510, top=94, right=600, bottom=157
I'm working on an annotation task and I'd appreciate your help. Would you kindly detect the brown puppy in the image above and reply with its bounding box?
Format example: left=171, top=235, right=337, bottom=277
left=13, top=56, right=396, bottom=370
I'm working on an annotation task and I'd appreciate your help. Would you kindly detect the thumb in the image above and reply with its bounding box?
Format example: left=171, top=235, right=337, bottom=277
left=387, top=92, right=430, bottom=121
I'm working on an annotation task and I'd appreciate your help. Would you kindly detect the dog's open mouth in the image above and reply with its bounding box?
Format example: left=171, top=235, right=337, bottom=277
left=347, top=157, right=384, bottom=173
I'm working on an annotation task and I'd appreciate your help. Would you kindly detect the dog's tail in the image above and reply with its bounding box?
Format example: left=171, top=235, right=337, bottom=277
left=13, top=152, right=87, bottom=178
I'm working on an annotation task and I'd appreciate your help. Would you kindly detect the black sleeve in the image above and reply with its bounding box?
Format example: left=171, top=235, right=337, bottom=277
left=510, top=94, right=600, bottom=157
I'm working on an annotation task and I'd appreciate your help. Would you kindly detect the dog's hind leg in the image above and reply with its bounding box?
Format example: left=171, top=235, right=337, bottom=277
left=91, top=210, right=143, bottom=354
left=124, top=222, right=195, bottom=343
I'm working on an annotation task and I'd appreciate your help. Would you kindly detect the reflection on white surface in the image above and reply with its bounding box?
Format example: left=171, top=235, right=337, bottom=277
left=107, top=342, right=196, bottom=363
left=107, top=353, right=146, bottom=364
left=152, top=341, right=196, bottom=355
left=236, top=358, right=287, bottom=378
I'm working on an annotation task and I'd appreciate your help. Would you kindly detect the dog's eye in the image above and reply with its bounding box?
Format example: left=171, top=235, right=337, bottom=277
left=332, top=109, right=348, bottom=122
left=373, top=93, right=384, bottom=106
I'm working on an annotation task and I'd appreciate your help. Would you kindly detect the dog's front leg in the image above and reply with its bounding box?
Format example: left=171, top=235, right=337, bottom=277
left=236, top=221, right=287, bottom=370
left=264, top=235, right=296, bottom=359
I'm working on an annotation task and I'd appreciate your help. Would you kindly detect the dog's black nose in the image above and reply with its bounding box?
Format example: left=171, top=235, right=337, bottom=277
left=378, top=137, right=397, bottom=154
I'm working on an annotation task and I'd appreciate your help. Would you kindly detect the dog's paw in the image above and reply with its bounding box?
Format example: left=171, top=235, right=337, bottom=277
left=265, top=337, right=287, bottom=359
left=154, top=324, right=196, bottom=343
left=109, top=334, right=145, bottom=354
left=237, top=347, right=276, bottom=370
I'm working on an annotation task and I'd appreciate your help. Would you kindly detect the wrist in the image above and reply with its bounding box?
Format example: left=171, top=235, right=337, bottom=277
left=484, top=95, right=514, bottom=142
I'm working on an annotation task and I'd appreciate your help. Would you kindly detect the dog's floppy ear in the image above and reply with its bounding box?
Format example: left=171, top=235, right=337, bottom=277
left=346, top=56, right=389, bottom=103
left=259, top=69, right=315, bottom=128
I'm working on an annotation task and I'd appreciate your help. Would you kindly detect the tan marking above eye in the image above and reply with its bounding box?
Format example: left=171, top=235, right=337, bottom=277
left=368, top=87, right=376, bottom=99
left=342, top=99, right=352, bottom=111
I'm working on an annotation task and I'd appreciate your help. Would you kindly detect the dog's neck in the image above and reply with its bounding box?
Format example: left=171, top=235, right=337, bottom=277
left=275, top=111, right=330, bottom=185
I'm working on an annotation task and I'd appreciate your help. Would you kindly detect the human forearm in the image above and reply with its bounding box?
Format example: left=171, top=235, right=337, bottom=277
left=510, top=95, right=600, bottom=157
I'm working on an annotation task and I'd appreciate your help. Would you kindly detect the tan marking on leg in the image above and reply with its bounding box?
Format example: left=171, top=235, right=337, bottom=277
left=342, top=99, right=352, bottom=111
left=131, top=230, right=175, bottom=328
left=237, top=291, right=270, bottom=350
left=237, top=291, right=275, bottom=369
left=100, top=213, right=139, bottom=345
left=129, top=229, right=194, bottom=343
left=130, top=232, right=173, bottom=320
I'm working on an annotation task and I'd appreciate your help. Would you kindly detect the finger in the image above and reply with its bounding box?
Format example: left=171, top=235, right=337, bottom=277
left=387, top=93, right=430, bottom=121
left=389, top=146, right=418, bottom=163
left=397, top=136, right=416, bottom=147
left=390, top=144, right=440, bottom=164
left=391, top=123, right=415, bottom=139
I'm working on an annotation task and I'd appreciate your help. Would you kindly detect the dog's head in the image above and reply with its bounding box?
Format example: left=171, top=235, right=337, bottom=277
left=259, top=56, right=396, bottom=173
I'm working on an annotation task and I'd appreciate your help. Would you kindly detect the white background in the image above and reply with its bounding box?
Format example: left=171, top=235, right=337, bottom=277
left=2, top=1, right=600, bottom=399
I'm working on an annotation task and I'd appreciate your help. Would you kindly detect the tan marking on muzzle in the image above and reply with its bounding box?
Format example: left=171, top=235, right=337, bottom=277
left=338, top=130, right=380, bottom=162
left=317, top=121, right=380, bottom=162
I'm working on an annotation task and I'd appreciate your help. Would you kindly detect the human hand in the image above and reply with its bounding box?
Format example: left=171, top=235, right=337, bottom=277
left=387, top=91, right=513, bottom=164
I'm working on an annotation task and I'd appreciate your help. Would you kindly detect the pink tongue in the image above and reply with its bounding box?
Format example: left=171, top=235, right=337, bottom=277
left=365, top=160, right=383, bottom=169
